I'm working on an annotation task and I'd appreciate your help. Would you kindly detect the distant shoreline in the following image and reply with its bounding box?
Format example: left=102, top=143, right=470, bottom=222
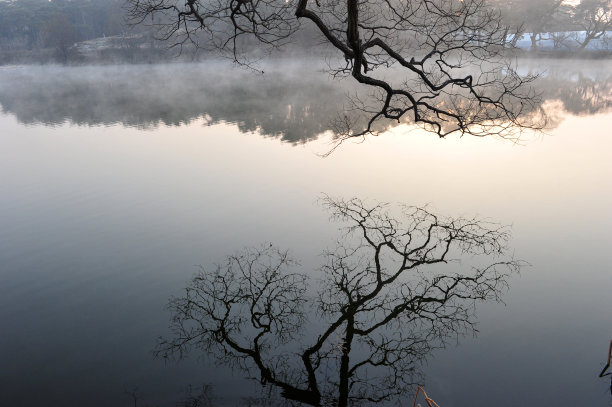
left=2, top=30, right=612, bottom=67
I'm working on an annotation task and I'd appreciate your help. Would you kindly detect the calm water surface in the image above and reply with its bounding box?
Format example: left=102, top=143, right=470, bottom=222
left=1, top=61, right=611, bottom=406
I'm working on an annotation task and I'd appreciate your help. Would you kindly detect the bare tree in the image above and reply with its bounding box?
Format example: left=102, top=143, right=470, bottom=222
left=155, top=196, right=523, bottom=406
left=571, top=0, right=612, bottom=49
left=126, top=0, right=544, bottom=144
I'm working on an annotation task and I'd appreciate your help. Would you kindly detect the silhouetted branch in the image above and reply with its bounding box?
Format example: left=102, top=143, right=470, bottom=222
left=127, top=0, right=545, bottom=144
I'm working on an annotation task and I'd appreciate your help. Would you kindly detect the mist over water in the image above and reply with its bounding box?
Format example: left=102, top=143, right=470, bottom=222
left=0, top=58, right=611, bottom=407
left=1, top=58, right=611, bottom=142
left=0, top=62, right=353, bottom=143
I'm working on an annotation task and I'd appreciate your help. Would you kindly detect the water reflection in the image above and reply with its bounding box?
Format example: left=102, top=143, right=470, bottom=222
left=0, top=63, right=351, bottom=143
left=155, top=197, right=522, bottom=405
left=600, top=340, right=612, bottom=398
left=1, top=63, right=611, bottom=407
left=0, top=60, right=610, bottom=143
left=536, top=70, right=612, bottom=116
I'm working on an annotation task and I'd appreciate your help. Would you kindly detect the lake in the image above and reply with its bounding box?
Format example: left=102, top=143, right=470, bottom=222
left=0, top=59, right=611, bottom=406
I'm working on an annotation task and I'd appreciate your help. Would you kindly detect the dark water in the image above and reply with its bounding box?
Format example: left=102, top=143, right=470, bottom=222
left=0, top=60, right=611, bottom=406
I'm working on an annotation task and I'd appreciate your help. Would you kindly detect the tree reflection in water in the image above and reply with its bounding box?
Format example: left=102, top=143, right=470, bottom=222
left=0, top=63, right=352, bottom=143
left=0, top=61, right=610, bottom=145
left=156, top=197, right=524, bottom=406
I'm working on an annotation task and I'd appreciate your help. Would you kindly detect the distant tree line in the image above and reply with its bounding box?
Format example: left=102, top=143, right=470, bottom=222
left=0, top=0, right=126, bottom=48
left=492, top=0, right=612, bottom=51
left=0, top=0, right=610, bottom=65
left=0, top=0, right=324, bottom=64
left=0, top=0, right=154, bottom=63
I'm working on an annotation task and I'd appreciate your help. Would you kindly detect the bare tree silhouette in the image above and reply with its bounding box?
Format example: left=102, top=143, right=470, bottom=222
left=126, top=0, right=544, bottom=144
left=572, top=0, right=612, bottom=49
left=155, top=196, right=523, bottom=406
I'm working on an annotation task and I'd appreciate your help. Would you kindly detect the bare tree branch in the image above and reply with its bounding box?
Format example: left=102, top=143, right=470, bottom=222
left=127, top=0, right=545, bottom=145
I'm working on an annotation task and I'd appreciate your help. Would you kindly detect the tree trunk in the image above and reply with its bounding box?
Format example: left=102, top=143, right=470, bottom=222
left=338, top=316, right=355, bottom=407
left=530, top=32, right=538, bottom=51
